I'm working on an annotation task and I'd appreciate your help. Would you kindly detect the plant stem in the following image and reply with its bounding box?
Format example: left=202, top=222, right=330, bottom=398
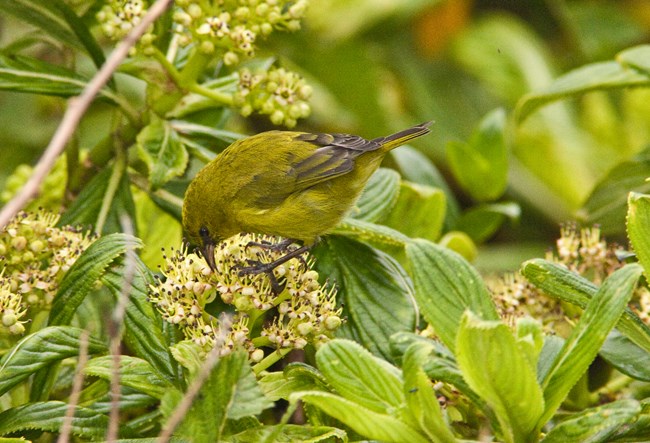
left=253, top=347, right=293, bottom=374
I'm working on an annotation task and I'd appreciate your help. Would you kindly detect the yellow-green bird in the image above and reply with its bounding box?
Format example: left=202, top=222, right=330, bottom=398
left=182, top=121, right=432, bottom=272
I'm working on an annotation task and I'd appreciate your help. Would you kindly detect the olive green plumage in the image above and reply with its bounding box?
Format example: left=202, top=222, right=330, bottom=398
left=182, top=122, right=432, bottom=258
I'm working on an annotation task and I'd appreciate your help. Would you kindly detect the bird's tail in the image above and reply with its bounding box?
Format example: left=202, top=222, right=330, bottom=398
left=374, top=121, right=433, bottom=152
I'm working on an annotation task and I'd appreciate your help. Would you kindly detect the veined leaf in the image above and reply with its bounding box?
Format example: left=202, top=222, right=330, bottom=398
left=136, top=118, right=189, bottom=190
left=627, top=192, right=650, bottom=281
left=229, top=424, right=346, bottom=442
left=0, top=326, right=107, bottom=396
left=292, top=391, right=429, bottom=443
left=405, top=239, right=499, bottom=352
left=538, top=264, right=643, bottom=427
left=352, top=168, right=401, bottom=223
left=456, top=312, right=544, bottom=443
left=49, top=233, right=143, bottom=326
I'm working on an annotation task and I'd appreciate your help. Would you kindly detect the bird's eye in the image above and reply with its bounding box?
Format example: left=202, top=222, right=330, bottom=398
left=199, top=226, right=210, bottom=240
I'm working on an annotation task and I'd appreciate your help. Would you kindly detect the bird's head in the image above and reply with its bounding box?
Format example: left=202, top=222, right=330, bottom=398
left=182, top=191, right=221, bottom=271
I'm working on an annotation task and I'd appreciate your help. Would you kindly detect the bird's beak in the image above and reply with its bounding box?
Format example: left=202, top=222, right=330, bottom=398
left=202, top=240, right=217, bottom=271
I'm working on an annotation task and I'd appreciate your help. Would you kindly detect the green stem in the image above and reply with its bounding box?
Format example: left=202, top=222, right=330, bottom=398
left=96, top=146, right=126, bottom=234
left=253, top=347, right=293, bottom=375
left=178, top=49, right=211, bottom=87
left=152, top=47, right=184, bottom=85
left=187, top=82, right=234, bottom=106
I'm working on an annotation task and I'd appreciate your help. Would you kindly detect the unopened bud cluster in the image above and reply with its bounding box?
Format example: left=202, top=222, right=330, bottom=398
left=234, top=67, right=312, bottom=127
left=96, top=0, right=155, bottom=54
left=148, top=233, right=341, bottom=361
left=0, top=211, right=97, bottom=335
left=1, top=158, right=66, bottom=211
left=172, top=0, right=308, bottom=63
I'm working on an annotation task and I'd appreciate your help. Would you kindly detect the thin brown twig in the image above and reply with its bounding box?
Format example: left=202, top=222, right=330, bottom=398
left=57, top=329, right=91, bottom=443
left=157, top=314, right=233, bottom=443
left=0, top=0, right=173, bottom=229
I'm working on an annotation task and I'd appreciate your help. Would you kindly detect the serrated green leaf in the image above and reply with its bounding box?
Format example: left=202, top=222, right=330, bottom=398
left=334, top=217, right=410, bottom=247
left=600, top=330, right=650, bottom=382
left=259, top=363, right=330, bottom=401
left=402, top=342, right=457, bottom=443
left=538, top=264, right=643, bottom=427
left=352, top=168, right=401, bottom=223
left=579, top=149, right=650, bottom=234
left=617, top=44, right=650, bottom=76
left=456, top=312, right=544, bottom=443
left=316, top=339, right=403, bottom=413
left=541, top=399, right=641, bottom=443
left=446, top=108, right=508, bottom=202
left=457, top=202, right=521, bottom=243
left=101, top=258, right=179, bottom=382
left=383, top=181, right=446, bottom=242
left=405, top=239, right=499, bottom=352
left=0, top=326, right=107, bottom=396
left=136, top=118, right=189, bottom=190
left=0, top=401, right=136, bottom=439
left=49, top=233, right=142, bottom=326
left=437, top=230, right=478, bottom=261
left=628, top=192, right=650, bottom=281
left=84, top=355, right=173, bottom=399
left=173, top=351, right=272, bottom=442
left=228, top=424, right=347, bottom=442
left=313, top=236, right=416, bottom=359
left=521, top=259, right=650, bottom=354
left=292, top=391, right=429, bottom=443
left=515, top=61, right=650, bottom=123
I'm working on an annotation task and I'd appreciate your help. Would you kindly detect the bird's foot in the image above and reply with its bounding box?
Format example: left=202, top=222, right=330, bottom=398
left=245, top=237, right=295, bottom=253
left=237, top=260, right=285, bottom=294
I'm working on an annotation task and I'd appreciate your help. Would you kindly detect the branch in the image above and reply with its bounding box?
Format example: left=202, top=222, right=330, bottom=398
left=0, top=0, right=173, bottom=229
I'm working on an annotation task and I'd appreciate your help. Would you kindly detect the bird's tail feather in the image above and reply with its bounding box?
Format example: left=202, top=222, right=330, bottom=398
left=374, top=121, right=433, bottom=152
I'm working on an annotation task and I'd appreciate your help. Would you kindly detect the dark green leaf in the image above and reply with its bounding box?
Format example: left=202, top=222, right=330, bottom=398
left=49, top=233, right=143, bottom=326
left=579, top=149, right=650, bottom=234
left=314, top=236, right=416, bottom=360
left=229, top=424, right=346, bottom=442
left=446, top=108, right=508, bottom=202
left=628, top=192, right=650, bottom=281
left=538, top=264, right=643, bottom=426
left=316, top=339, right=403, bottom=414
left=457, top=202, right=521, bottom=243
left=84, top=355, right=173, bottom=398
left=259, top=363, right=330, bottom=401
left=456, top=313, right=544, bottom=443
left=541, top=399, right=641, bottom=443
left=351, top=168, right=400, bottom=223
left=0, top=401, right=136, bottom=439
left=600, top=330, right=650, bottom=382
left=102, top=258, right=179, bottom=383
left=515, top=61, right=650, bottom=123
left=405, top=239, right=499, bottom=352
left=136, top=118, right=189, bottom=190
left=0, top=326, right=107, bottom=396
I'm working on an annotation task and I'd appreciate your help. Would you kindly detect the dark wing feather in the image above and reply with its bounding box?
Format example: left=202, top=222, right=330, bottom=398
left=291, top=132, right=381, bottom=188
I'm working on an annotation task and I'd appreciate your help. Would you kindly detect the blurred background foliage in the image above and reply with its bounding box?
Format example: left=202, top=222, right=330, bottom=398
left=1, top=0, right=650, bottom=272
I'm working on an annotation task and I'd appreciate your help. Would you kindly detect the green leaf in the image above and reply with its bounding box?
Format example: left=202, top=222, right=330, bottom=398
left=437, top=230, right=478, bottom=261
left=314, top=236, right=416, bottom=360
left=541, top=399, right=641, bottom=443
left=136, top=118, right=189, bottom=190
left=58, top=165, right=138, bottom=234
left=173, top=351, right=272, bottom=442
left=333, top=217, right=410, bottom=250
left=600, top=330, right=650, bottom=382
left=402, top=342, right=457, bottom=443
left=456, top=312, right=544, bottom=443
left=405, top=239, right=499, bottom=352
left=293, top=391, right=429, bottom=443
left=538, top=264, right=643, bottom=426
left=391, top=146, right=460, bottom=227
left=446, top=108, right=508, bottom=202
left=84, top=355, right=173, bottom=399
left=229, top=424, right=347, bottom=442
left=0, top=0, right=86, bottom=51
left=101, top=257, right=179, bottom=382
left=515, top=61, right=650, bottom=123
left=315, top=339, right=404, bottom=414
left=628, top=192, right=650, bottom=281
left=49, top=233, right=143, bottom=326
left=259, top=363, right=330, bottom=401
left=383, top=181, right=446, bottom=242
left=521, top=259, right=650, bottom=354
left=579, top=149, right=650, bottom=235
left=617, top=44, right=650, bottom=76
left=456, top=202, right=521, bottom=243
left=0, top=401, right=135, bottom=439
left=351, top=168, right=401, bottom=223
left=0, top=326, right=107, bottom=396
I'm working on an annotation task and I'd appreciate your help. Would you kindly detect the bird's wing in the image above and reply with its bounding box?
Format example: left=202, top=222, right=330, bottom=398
left=289, top=132, right=381, bottom=189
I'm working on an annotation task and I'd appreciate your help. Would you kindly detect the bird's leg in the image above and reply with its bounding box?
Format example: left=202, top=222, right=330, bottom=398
left=238, top=244, right=312, bottom=294
left=245, top=237, right=295, bottom=252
